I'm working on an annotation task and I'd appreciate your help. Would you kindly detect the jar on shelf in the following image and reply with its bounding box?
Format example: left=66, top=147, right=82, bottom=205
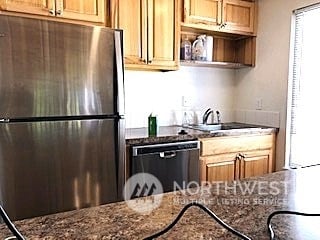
left=192, top=35, right=207, bottom=61
left=180, top=37, right=192, bottom=60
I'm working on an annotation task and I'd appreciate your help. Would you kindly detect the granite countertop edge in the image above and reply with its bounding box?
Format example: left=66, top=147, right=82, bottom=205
left=125, top=123, right=278, bottom=145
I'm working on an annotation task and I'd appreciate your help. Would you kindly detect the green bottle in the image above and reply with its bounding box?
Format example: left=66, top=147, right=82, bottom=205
left=148, top=113, right=158, bottom=137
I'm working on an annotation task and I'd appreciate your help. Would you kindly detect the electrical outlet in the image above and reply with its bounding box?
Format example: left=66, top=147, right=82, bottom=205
left=256, top=98, right=263, bottom=110
left=182, top=96, right=191, bottom=107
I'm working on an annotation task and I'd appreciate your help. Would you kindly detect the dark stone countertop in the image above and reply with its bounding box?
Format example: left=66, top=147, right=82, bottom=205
left=1, top=166, right=320, bottom=239
left=126, top=123, right=278, bottom=145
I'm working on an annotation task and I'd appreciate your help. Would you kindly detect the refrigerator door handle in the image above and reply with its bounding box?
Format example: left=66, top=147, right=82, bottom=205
left=114, top=31, right=125, bottom=117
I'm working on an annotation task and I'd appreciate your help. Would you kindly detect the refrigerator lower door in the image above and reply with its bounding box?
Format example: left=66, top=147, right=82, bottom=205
left=0, top=119, right=122, bottom=221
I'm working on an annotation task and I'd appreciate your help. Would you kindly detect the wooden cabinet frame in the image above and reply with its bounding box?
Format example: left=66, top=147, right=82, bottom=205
left=199, top=133, right=276, bottom=183
left=111, top=0, right=180, bottom=70
left=180, top=0, right=257, bottom=68
left=222, top=0, right=255, bottom=34
left=183, top=0, right=256, bottom=35
left=0, top=0, right=106, bottom=24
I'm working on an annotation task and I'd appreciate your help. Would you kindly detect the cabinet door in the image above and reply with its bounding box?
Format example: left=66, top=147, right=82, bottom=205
left=147, top=0, right=179, bottom=68
left=239, top=150, right=272, bottom=179
left=222, top=0, right=255, bottom=33
left=200, top=153, right=238, bottom=183
left=55, top=0, right=105, bottom=23
left=184, top=0, right=221, bottom=26
left=0, top=0, right=55, bottom=16
left=111, top=0, right=147, bottom=65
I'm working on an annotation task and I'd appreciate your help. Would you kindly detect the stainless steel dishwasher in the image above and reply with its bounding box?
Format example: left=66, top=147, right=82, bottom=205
left=131, top=140, right=200, bottom=193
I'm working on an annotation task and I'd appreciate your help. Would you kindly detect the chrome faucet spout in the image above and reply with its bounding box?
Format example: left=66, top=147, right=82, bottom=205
left=202, top=108, right=214, bottom=125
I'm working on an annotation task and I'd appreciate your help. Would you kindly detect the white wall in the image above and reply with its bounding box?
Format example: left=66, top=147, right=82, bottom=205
left=125, top=67, right=235, bottom=128
left=235, top=0, right=319, bottom=170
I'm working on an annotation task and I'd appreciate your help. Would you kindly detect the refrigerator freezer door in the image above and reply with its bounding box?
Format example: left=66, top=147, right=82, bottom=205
left=0, top=15, right=119, bottom=118
left=0, top=119, right=119, bottom=221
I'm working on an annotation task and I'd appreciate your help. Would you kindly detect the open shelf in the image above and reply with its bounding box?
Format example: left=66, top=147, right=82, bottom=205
left=180, top=28, right=256, bottom=69
left=180, top=60, right=253, bottom=69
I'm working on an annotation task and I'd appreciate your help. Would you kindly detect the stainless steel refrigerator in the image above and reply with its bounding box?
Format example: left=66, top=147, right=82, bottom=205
left=0, top=15, right=125, bottom=221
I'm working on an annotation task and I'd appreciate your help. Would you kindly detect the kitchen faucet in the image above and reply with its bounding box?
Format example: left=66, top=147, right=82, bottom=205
left=202, top=108, right=214, bottom=125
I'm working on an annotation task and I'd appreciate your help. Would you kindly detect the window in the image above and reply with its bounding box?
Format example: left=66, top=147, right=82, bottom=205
left=288, top=3, right=320, bottom=168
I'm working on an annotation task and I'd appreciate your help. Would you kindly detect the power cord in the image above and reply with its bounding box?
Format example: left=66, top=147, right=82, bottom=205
left=267, top=210, right=320, bottom=240
left=2, top=202, right=320, bottom=240
left=0, top=205, right=25, bottom=240
left=143, top=202, right=251, bottom=240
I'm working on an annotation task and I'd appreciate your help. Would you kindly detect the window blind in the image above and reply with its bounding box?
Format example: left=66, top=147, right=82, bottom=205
left=289, top=3, right=320, bottom=167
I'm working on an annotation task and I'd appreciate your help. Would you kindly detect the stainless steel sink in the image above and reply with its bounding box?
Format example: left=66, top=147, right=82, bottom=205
left=185, top=122, right=262, bottom=132
left=187, top=124, right=222, bottom=132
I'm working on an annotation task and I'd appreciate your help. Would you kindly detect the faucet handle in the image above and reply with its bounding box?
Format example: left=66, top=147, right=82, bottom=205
left=216, top=111, right=221, bottom=124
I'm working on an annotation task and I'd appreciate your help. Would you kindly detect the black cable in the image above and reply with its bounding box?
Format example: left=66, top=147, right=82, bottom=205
left=143, top=202, right=251, bottom=240
left=0, top=205, right=25, bottom=240
left=267, top=210, right=320, bottom=240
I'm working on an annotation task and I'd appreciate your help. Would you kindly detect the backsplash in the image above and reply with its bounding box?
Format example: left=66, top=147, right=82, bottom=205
left=124, top=66, right=236, bottom=128
left=235, top=109, right=280, bottom=128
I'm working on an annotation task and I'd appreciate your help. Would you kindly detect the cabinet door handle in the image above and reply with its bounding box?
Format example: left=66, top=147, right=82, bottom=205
left=55, top=0, right=63, bottom=16
left=56, top=9, right=63, bottom=16
left=219, top=23, right=227, bottom=29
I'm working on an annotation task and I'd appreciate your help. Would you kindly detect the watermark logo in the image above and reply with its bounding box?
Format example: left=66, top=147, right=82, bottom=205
left=123, top=173, right=163, bottom=214
left=172, top=180, right=289, bottom=207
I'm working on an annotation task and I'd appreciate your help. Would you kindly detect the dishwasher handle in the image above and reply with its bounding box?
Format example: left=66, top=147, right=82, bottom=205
left=159, top=151, right=177, bottom=159
left=131, top=140, right=200, bottom=157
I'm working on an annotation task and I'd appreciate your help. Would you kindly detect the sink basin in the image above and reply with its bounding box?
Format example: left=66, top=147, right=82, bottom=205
left=187, top=124, right=223, bottom=132
left=185, top=123, right=262, bottom=132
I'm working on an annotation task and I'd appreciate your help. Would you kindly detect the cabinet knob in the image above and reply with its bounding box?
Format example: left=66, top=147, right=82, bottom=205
left=49, top=9, right=55, bottom=15
left=148, top=60, right=152, bottom=64
left=142, top=59, right=147, bottom=63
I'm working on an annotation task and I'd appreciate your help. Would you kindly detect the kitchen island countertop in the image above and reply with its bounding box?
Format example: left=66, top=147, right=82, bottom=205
left=1, top=166, right=320, bottom=239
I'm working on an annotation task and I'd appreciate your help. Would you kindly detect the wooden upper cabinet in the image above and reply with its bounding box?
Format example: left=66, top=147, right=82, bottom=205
left=111, top=0, right=146, bottom=65
left=0, top=0, right=106, bottom=24
left=0, top=0, right=54, bottom=16
left=222, top=0, right=255, bottom=33
left=55, top=0, right=105, bottom=23
left=183, top=0, right=256, bottom=35
left=184, top=0, right=221, bottom=26
left=111, top=0, right=179, bottom=70
left=147, top=0, right=178, bottom=68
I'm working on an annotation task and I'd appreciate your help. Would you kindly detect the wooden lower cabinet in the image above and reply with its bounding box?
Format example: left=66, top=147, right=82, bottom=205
left=200, top=133, right=275, bottom=183
left=201, top=153, right=238, bottom=182
left=240, top=149, right=271, bottom=179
